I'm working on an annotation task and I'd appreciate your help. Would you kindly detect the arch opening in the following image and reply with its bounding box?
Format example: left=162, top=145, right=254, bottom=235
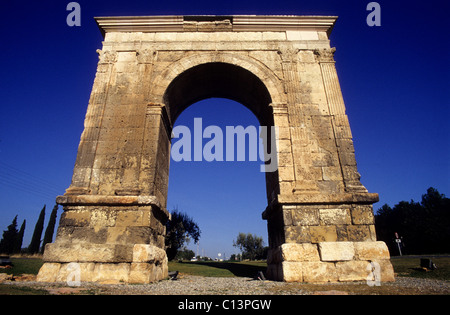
left=163, top=62, right=279, bottom=205
left=163, top=62, right=273, bottom=126
left=167, top=98, right=268, bottom=260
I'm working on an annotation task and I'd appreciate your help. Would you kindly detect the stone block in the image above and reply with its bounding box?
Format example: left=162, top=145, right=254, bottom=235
left=90, top=209, right=117, bottom=227
left=280, top=243, right=320, bottom=262
left=351, top=206, right=375, bottom=225
left=319, top=208, right=351, bottom=225
left=36, top=263, right=61, bottom=282
left=281, top=261, right=303, bottom=282
left=282, top=209, right=293, bottom=226
left=376, top=259, right=396, bottom=282
left=278, top=166, right=295, bottom=181
left=93, top=263, right=130, bottom=284
left=60, top=210, right=91, bottom=227
left=56, top=262, right=96, bottom=282
left=115, top=210, right=147, bottom=227
left=292, top=208, right=319, bottom=226
left=354, top=241, right=390, bottom=260
left=335, top=261, right=369, bottom=281
left=132, top=244, right=167, bottom=263
left=43, top=242, right=133, bottom=263
left=347, top=225, right=373, bottom=241
left=310, top=226, right=337, bottom=243
left=284, top=225, right=311, bottom=243
left=129, top=263, right=155, bottom=283
left=318, top=241, right=355, bottom=261
left=301, top=261, right=338, bottom=283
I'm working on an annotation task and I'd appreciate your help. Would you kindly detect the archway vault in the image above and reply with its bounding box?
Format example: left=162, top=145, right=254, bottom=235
left=37, top=15, right=394, bottom=284
left=162, top=60, right=274, bottom=125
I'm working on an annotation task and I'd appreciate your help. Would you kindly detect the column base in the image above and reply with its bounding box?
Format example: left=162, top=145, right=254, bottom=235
left=37, top=244, right=168, bottom=284
left=267, top=241, right=395, bottom=283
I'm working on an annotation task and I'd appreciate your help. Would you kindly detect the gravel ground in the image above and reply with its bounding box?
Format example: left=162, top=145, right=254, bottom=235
left=3, top=275, right=450, bottom=295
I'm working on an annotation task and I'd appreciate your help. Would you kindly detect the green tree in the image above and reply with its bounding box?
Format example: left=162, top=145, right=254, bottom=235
left=15, top=219, right=26, bottom=253
left=0, top=215, right=19, bottom=254
left=375, top=187, right=450, bottom=255
left=165, top=209, right=201, bottom=261
left=233, top=232, right=266, bottom=260
left=175, top=248, right=196, bottom=261
left=28, top=205, right=46, bottom=254
left=41, top=204, right=58, bottom=253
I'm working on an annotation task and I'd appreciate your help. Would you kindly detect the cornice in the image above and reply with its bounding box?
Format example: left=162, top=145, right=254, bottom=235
left=95, top=15, right=337, bottom=38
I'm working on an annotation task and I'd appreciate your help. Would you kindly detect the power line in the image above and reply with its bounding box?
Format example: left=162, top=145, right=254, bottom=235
left=0, top=170, right=61, bottom=197
left=0, top=160, right=64, bottom=200
left=0, top=161, right=62, bottom=192
left=0, top=181, right=57, bottom=200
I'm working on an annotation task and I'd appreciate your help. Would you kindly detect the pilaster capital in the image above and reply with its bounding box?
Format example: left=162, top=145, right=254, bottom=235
left=136, top=49, right=156, bottom=64
left=96, top=49, right=118, bottom=64
left=277, top=47, right=300, bottom=63
left=269, top=103, right=289, bottom=115
left=313, top=47, right=336, bottom=63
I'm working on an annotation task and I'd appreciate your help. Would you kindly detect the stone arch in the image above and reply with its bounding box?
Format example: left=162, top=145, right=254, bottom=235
left=151, top=52, right=286, bottom=123
left=37, top=15, right=394, bottom=285
left=159, top=56, right=282, bottom=209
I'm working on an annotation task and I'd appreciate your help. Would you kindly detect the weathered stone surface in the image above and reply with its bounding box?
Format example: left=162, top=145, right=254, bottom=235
left=129, top=263, right=155, bottom=283
left=132, top=244, right=167, bottom=263
left=93, top=263, right=130, bottom=284
left=354, top=241, right=390, bottom=260
left=347, top=225, right=373, bottom=241
left=284, top=225, right=311, bottom=243
left=310, top=226, right=338, bottom=243
left=319, top=208, right=351, bottom=225
left=280, top=243, right=320, bottom=262
left=351, top=205, right=375, bottom=225
left=301, top=261, right=338, bottom=283
left=43, top=242, right=133, bottom=263
left=335, top=260, right=369, bottom=281
left=281, top=261, right=303, bottom=282
left=318, top=241, right=355, bottom=261
left=36, top=263, right=61, bottom=282
left=292, top=208, right=319, bottom=226
left=376, top=259, right=396, bottom=282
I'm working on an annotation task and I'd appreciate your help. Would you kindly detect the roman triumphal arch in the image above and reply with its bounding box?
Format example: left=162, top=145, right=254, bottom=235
left=37, top=15, right=394, bottom=283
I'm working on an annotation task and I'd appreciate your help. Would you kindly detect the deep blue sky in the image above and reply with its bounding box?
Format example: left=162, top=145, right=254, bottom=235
left=0, top=0, right=448, bottom=258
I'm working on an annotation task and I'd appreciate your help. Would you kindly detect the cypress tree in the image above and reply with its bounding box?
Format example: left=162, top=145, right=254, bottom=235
left=41, top=204, right=58, bottom=253
left=15, top=219, right=26, bottom=253
left=0, top=215, right=19, bottom=254
left=28, top=205, right=45, bottom=254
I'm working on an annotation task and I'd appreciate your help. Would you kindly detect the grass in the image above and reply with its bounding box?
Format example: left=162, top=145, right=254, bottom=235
left=0, top=258, right=44, bottom=276
left=390, top=256, right=450, bottom=280
left=168, top=260, right=267, bottom=278
left=0, top=284, right=49, bottom=295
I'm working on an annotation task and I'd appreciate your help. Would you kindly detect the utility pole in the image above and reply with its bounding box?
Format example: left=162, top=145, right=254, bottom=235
left=395, top=232, right=402, bottom=256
